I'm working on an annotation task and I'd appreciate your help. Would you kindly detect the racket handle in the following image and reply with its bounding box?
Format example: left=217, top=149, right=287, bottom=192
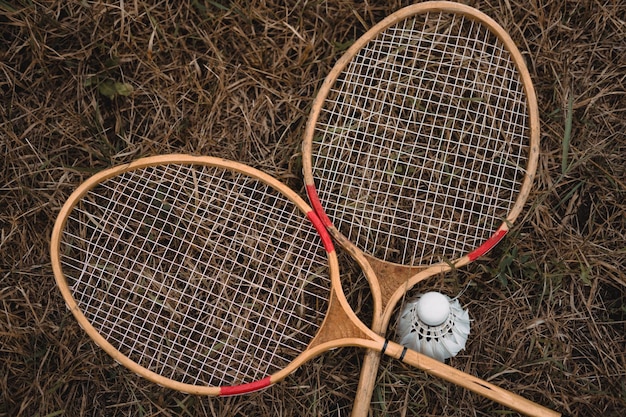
left=396, top=345, right=561, bottom=417
left=351, top=348, right=382, bottom=417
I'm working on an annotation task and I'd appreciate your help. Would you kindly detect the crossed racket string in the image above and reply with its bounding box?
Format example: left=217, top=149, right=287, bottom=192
left=51, top=3, right=561, bottom=417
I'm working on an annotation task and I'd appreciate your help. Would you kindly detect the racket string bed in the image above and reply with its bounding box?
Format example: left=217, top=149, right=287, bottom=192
left=59, top=163, right=331, bottom=387
left=311, top=11, right=530, bottom=266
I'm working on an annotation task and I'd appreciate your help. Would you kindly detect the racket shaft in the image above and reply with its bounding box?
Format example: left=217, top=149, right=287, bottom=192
left=398, top=347, right=561, bottom=417
left=351, top=349, right=383, bottom=417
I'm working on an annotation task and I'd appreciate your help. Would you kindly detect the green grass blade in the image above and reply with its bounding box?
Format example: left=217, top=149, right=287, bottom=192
left=562, top=92, right=574, bottom=174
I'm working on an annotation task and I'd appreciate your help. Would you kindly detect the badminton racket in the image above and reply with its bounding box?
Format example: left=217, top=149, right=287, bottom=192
left=301, top=2, right=542, bottom=416
left=50, top=155, right=556, bottom=416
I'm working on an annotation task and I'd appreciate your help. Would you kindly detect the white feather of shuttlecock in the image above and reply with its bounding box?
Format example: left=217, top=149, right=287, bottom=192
left=396, top=291, right=470, bottom=362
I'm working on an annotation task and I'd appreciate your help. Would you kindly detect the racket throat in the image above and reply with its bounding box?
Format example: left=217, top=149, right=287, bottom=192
left=365, top=255, right=427, bottom=319
left=309, top=290, right=373, bottom=350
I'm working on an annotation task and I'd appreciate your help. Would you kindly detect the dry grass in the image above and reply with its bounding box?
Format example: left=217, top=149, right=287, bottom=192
left=1, top=0, right=624, bottom=416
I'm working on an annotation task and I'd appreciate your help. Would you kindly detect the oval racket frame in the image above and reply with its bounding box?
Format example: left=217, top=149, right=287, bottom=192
left=50, top=154, right=556, bottom=415
left=50, top=154, right=356, bottom=395
left=302, top=0, right=540, bottom=331
left=301, top=2, right=540, bottom=416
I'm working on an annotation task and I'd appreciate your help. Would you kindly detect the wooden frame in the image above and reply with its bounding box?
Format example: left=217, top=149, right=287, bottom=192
left=51, top=153, right=553, bottom=415
left=301, top=1, right=541, bottom=416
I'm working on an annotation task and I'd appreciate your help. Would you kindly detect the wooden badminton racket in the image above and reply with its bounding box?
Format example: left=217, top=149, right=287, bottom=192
left=50, top=155, right=556, bottom=416
left=301, top=2, right=542, bottom=416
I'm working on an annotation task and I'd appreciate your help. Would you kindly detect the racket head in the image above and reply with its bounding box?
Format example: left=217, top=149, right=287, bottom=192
left=302, top=1, right=539, bottom=309
left=49, top=158, right=556, bottom=415
left=51, top=155, right=355, bottom=396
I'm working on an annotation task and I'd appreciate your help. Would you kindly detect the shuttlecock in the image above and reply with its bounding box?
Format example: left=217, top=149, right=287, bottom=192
left=396, top=291, right=470, bottom=362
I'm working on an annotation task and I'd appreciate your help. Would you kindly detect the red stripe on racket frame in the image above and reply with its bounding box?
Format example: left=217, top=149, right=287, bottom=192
left=306, top=209, right=335, bottom=253
left=305, top=185, right=333, bottom=228
left=219, top=376, right=272, bottom=396
left=468, top=228, right=508, bottom=261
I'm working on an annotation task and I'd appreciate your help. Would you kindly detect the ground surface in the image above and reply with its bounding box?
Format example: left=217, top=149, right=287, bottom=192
left=1, top=1, right=625, bottom=416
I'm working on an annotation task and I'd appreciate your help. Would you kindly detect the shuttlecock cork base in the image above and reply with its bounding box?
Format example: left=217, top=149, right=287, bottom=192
left=396, top=292, right=470, bottom=362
